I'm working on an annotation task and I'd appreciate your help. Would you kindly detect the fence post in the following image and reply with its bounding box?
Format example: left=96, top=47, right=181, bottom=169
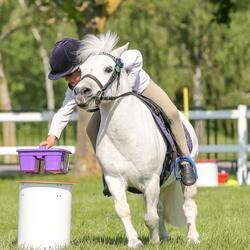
left=237, top=105, right=248, bottom=185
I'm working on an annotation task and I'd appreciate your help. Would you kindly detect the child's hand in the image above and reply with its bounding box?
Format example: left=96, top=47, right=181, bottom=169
left=39, top=135, right=57, bottom=149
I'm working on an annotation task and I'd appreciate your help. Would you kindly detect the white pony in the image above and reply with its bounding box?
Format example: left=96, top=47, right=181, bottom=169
left=74, top=32, right=200, bottom=248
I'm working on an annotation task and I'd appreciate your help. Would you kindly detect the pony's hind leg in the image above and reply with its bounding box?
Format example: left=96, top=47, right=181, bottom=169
left=105, top=176, right=143, bottom=249
left=143, top=174, right=161, bottom=244
left=183, top=185, right=200, bottom=244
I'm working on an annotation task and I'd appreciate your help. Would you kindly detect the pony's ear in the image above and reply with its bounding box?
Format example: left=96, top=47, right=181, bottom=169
left=111, top=42, right=129, bottom=57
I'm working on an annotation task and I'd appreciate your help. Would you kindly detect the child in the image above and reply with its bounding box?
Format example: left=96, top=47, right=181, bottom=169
left=40, top=36, right=197, bottom=188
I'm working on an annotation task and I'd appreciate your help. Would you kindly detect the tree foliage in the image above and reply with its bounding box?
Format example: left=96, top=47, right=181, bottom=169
left=1, top=0, right=250, bottom=111
left=107, top=0, right=250, bottom=108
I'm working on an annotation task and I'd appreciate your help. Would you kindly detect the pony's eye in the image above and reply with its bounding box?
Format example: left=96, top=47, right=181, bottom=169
left=104, top=66, right=113, bottom=73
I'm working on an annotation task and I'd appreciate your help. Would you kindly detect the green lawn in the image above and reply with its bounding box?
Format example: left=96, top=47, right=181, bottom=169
left=0, top=173, right=249, bottom=250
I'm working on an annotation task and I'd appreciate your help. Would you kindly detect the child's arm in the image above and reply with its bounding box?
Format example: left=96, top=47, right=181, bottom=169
left=120, top=49, right=150, bottom=93
left=40, top=87, right=76, bottom=148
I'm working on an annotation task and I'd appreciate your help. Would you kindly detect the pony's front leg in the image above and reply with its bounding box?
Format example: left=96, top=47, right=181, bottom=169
left=183, top=185, right=200, bottom=244
left=105, top=176, right=143, bottom=249
left=143, top=174, right=161, bottom=244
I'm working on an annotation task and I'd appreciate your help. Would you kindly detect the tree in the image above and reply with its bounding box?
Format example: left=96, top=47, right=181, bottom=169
left=1, top=0, right=69, bottom=112
left=0, top=0, right=17, bottom=163
left=19, top=0, right=55, bottom=111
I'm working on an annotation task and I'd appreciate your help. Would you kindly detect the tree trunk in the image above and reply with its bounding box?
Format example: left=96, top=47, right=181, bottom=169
left=73, top=108, right=100, bottom=176
left=193, top=65, right=205, bottom=144
left=0, top=53, right=16, bottom=163
left=73, top=0, right=122, bottom=176
left=31, top=28, right=55, bottom=110
left=19, top=0, right=55, bottom=111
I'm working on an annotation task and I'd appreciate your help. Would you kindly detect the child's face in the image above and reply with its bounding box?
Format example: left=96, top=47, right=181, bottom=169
left=64, top=71, right=81, bottom=87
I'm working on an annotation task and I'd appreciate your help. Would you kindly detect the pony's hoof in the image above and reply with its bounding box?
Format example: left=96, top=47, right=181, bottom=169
left=188, top=235, right=200, bottom=244
left=128, top=239, right=143, bottom=249
left=150, top=235, right=160, bottom=244
left=150, top=239, right=160, bottom=245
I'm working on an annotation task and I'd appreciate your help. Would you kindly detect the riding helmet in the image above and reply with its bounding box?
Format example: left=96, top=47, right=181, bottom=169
left=48, top=38, right=81, bottom=80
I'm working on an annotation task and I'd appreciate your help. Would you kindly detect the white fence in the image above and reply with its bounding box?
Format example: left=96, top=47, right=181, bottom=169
left=191, top=105, right=250, bottom=185
left=0, top=105, right=249, bottom=184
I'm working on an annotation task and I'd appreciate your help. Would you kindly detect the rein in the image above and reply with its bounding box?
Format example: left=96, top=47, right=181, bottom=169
left=80, top=52, right=129, bottom=110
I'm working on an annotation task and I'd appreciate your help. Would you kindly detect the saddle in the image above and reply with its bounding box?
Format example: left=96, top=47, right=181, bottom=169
left=127, top=93, right=193, bottom=194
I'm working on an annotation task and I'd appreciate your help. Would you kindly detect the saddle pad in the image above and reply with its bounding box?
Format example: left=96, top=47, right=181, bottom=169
left=128, top=93, right=193, bottom=191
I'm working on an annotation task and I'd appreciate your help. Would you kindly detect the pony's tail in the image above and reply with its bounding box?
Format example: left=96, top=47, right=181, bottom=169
left=160, top=180, right=187, bottom=227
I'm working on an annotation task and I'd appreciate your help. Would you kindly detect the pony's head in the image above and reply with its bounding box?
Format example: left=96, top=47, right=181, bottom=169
left=74, top=32, right=129, bottom=112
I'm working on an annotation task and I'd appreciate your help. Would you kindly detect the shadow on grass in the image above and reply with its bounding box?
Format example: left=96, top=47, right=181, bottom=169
left=0, top=171, right=26, bottom=180
left=71, top=234, right=187, bottom=248
left=12, top=233, right=185, bottom=248
left=167, top=235, right=185, bottom=244
left=11, top=239, right=17, bottom=246
left=71, top=235, right=149, bottom=246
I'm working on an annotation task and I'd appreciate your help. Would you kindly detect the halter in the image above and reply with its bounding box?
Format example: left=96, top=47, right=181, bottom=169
left=80, top=52, right=126, bottom=111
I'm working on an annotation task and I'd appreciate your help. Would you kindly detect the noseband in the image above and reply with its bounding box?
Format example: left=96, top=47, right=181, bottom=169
left=80, top=52, right=125, bottom=110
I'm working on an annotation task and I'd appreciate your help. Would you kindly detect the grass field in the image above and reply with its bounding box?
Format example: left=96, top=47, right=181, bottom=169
left=0, top=173, right=249, bottom=250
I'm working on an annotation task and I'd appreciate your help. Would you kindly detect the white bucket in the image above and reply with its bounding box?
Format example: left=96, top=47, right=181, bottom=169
left=196, top=160, right=218, bottom=187
left=17, top=180, right=77, bottom=249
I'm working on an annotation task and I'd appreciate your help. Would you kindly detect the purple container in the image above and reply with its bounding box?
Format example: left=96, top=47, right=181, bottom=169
left=17, top=146, right=72, bottom=174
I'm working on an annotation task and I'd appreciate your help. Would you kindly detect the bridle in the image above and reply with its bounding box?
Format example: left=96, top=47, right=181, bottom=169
left=79, top=52, right=131, bottom=112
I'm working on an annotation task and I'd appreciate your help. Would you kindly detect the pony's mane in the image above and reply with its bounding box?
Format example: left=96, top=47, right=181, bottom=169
left=77, top=31, right=119, bottom=63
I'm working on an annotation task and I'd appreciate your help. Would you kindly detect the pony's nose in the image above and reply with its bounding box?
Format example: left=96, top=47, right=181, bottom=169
left=80, top=87, right=92, bottom=97
left=74, top=87, right=92, bottom=97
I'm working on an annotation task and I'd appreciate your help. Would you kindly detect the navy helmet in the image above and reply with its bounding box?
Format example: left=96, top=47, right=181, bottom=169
left=48, top=38, right=81, bottom=80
